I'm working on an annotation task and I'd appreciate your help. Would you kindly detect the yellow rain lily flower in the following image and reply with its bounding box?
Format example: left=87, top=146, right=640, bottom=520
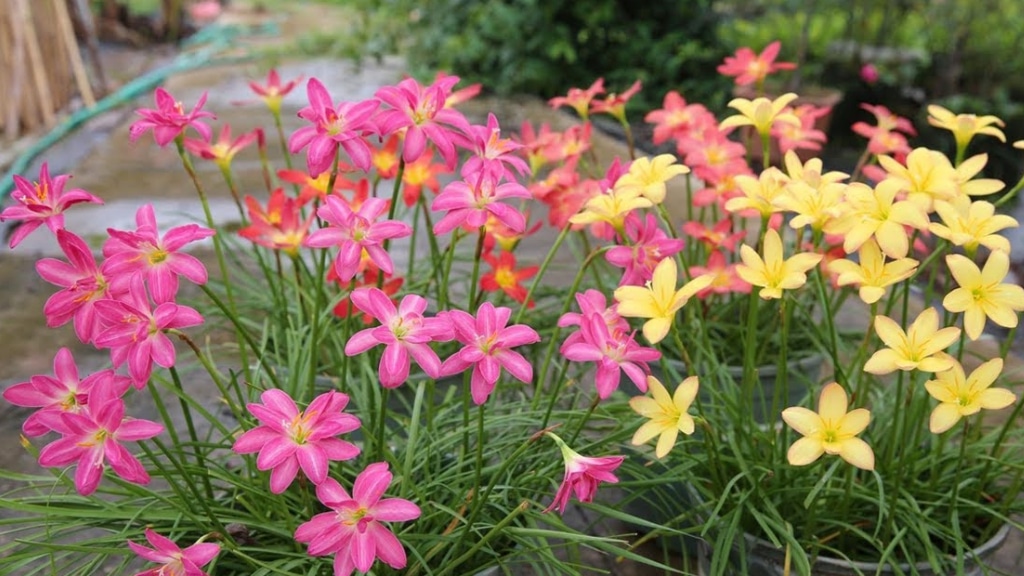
left=827, top=239, right=918, bottom=304
left=719, top=93, right=801, bottom=136
left=615, top=154, right=690, bottom=205
left=877, top=148, right=958, bottom=214
left=774, top=180, right=846, bottom=232
left=725, top=167, right=789, bottom=219
left=613, top=258, right=713, bottom=344
left=782, top=150, right=849, bottom=189
left=953, top=154, right=1005, bottom=198
left=863, top=308, right=960, bottom=374
left=569, top=185, right=652, bottom=232
left=927, top=104, right=1006, bottom=151
left=630, top=375, right=699, bottom=458
left=825, top=182, right=929, bottom=259
left=735, top=228, right=823, bottom=300
left=930, top=196, right=1018, bottom=255
left=782, top=382, right=874, bottom=470
left=943, top=251, right=1024, bottom=340
left=925, top=357, right=1016, bottom=434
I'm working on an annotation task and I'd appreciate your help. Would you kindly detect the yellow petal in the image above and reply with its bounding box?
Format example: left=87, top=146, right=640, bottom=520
left=762, top=229, right=783, bottom=268
left=838, top=437, right=875, bottom=470
left=930, top=403, right=962, bottom=434
left=925, top=378, right=959, bottom=404
left=647, top=375, right=672, bottom=407
left=860, top=286, right=886, bottom=304
left=787, top=437, right=825, bottom=466
left=629, top=396, right=662, bottom=418
left=781, top=406, right=822, bottom=436
left=969, top=358, right=1004, bottom=390
left=818, top=383, right=849, bottom=421
left=677, top=414, right=696, bottom=436
left=633, top=420, right=667, bottom=446
left=785, top=252, right=824, bottom=274
left=655, top=427, right=679, bottom=459
left=863, top=348, right=902, bottom=375
left=963, top=307, right=987, bottom=341
left=838, top=408, right=871, bottom=436
left=942, top=287, right=973, bottom=313
left=674, top=376, right=699, bottom=411
left=872, top=315, right=906, bottom=349
left=642, top=317, right=671, bottom=344
left=946, top=254, right=981, bottom=289
left=977, top=388, right=1016, bottom=410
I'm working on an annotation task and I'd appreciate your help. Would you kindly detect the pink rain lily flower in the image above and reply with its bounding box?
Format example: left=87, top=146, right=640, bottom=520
left=93, top=277, right=204, bottom=387
left=233, top=389, right=360, bottom=493
left=295, top=462, right=421, bottom=576
left=35, top=229, right=113, bottom=344
left=561, top=312, right=659, bottom=398
left=544, top=432, right=625, bottom=514
left=605, top=212, right=685, bottom=286
left=247, top=68, right=303, bottom=115
left=103, top=204, right=214, bottom=303
left=0, top=163, right=102, bottom=248
left=458, top=112, right=529, bottom=182
left=557, top=289, right=630, bottom=343
left=374, top=76, right=473, bottom=169
left=431, top=171, right=531, bottom=235
left=2, top=347, right=130, bottom=437
left=303, top=196, right=412, bottom=283
left=289, top=78, right=380, bottom=176
left=128, top=528, right=220, bottom=576
left=344, top=288, right=454, bottom=388
left=439, top=302, right=541, bottom=405
left=184, top=124, right=259, bottom=170
left=129, top=88, right=214, bottom=147
left=37, top=384, right=163, bottom=496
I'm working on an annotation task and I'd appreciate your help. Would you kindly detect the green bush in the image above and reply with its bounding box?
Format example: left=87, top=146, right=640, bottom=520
left=402, top=0, right=731, bottom=115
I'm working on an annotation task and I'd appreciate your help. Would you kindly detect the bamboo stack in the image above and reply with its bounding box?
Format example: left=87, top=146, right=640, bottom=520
left=0, top=0, right=96, bottom=140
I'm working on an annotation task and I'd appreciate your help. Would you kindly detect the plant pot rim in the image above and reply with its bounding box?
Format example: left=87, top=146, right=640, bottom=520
left=745, top=522, right=1011, bottom=573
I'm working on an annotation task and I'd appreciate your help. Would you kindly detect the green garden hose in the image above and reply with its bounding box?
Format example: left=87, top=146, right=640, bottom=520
left=0, top=21, right=278, bottom=201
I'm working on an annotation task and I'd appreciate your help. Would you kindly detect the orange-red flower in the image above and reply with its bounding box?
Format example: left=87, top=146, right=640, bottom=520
left=400, top=150, right=449, bottom=207
left=371, top=134, right=401, bottom=180
left=277, top=165, right=356, bottom=204
left=237, top=189, right=314, bottom=255
left=590, top=80, right=642, bottom=123
left=480, top=251, right=539, bottom=307
left=644, top=91, right=713, bottom=146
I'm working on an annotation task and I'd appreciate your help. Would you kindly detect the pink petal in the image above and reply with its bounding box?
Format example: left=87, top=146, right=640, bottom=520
left=367, top=522, right=407, bottom=569
left=233, top=426, right=281, bottom=453
left=496, top=350, right=533, bottom=384
left=317, top=438, right=360, bottom=461
left=345, top=328, right=383, bottom=355
left=351, top=530, right=376, bottom=573
left=268, top=455, right=300, bottom=494
left=352, top=462, right=392, bottom=506
left=74, top=447, right=105, bottom=495
left=315, top=477, right=352, bottom=506
left=297, top=444, right=330, bottom=484
left=260, top=389, right=300, bottom=419
left=372, top=497, right=421, bottom=522
left=182, top=542, right=220, bottom=567
left=117, top=419, right=164, bottom=441
left=257, top=437, right=298, bottom=470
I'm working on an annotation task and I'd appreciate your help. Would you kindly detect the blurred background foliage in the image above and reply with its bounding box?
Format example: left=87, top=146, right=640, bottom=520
left=270, top=0, right=1024, bottom=175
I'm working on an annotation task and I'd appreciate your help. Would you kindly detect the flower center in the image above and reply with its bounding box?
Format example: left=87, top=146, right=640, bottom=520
left=147, top=247, right=169, bottom=265
left=288, top=411, right=317, bottom=444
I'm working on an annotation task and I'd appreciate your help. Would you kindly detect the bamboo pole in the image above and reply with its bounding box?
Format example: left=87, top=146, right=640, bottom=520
left=4, top=0, right=28, bottom=138
left=53, top=0, right=96, bottom=107
left=17, top=0, right=57, bottom=128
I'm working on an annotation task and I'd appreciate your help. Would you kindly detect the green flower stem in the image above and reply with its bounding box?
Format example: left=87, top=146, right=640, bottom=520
left=271, top=110, right=293, bottom=170
left=740, top=287, right=761, bottom=431
left=376, top=388, right=390, bottom=462
left=670, top=325, right=696, bottom=385
left=531, top=247, right=610, bottom=411
left=255, top=132, right=275, bottom=194
left=193, top=286, right=280, bottom=393
left=514, top=224, right=570, bottom=325
left=407, top=199, right=421, bottom=279
left=306, top=157, right=341, bottom=401
left=656, top=204, right=693, bottom=282
left=621, top=119, right=636, bottom=160
left=577, top=230, right=608, bottom=293
left=468, top=226, right=487, bottom=310
left=540, top=358, right=571, bottom=429
left=173, top=328, right=249, bottom=419
left=851, top=300, right=879, bottom=406
left=811, top=264, right=844, bottom=387
left=174, top=138, right=253, bottom=388
left=995, top=174, right=1024, bottom=208
left=436, top=501, right=528, bottom=576
left=568, top=396, right=600, bottom=446
left=415, top=191, right=444, bottom=300
left=168, top=365, right=214, bottom=500
left=440, top=229, right=464, bottom=311
left=760, top=131, right=771, bottom=171
left=401, top=380, right=427, bottom=494
left=218, top=165, right=246, bottom=220
left=472, top=403, right=486, bottom=502
left=148, top=436, right=229, bottom=536
left=768, top=294, right=791, bottom=465
left=381, top=159, right=406, bottom=290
